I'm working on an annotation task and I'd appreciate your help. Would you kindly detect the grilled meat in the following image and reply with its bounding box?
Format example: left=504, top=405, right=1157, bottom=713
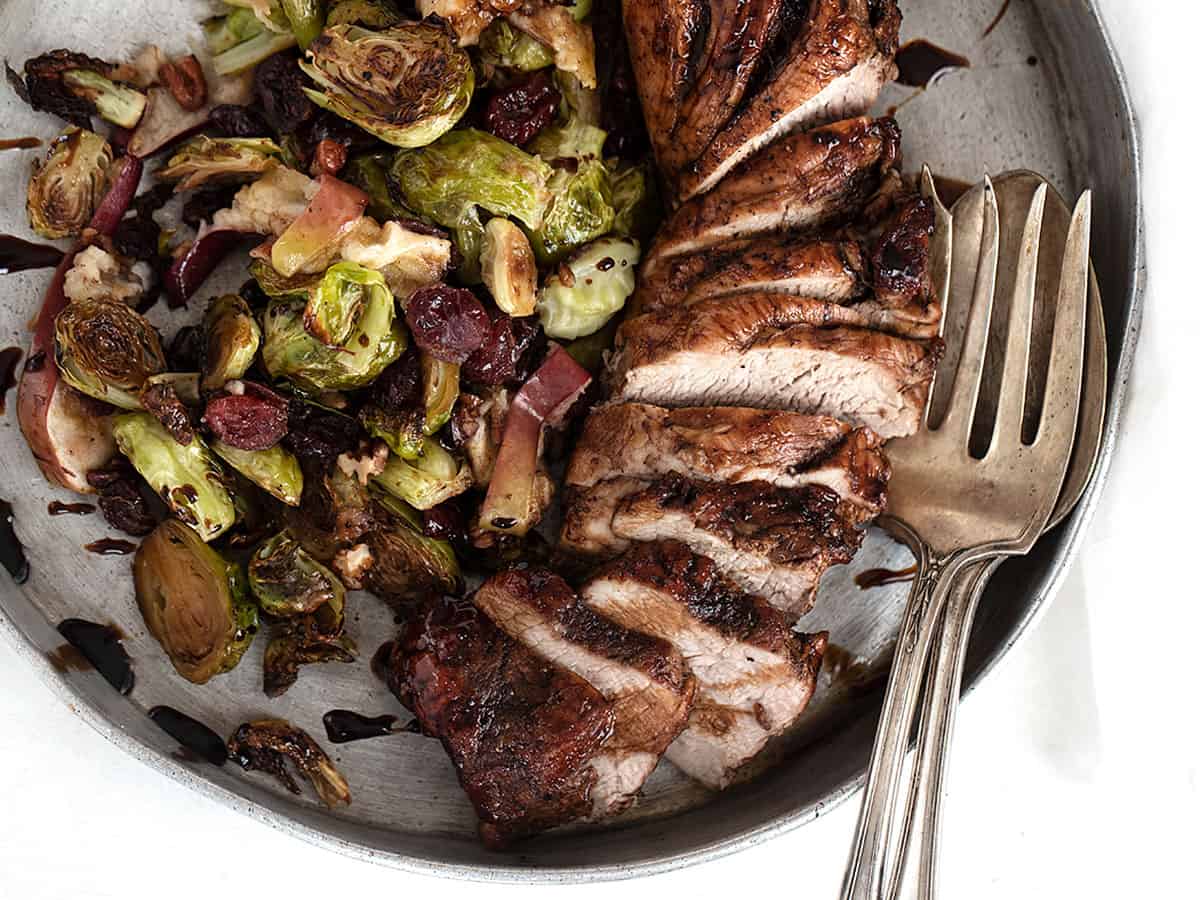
left=475, top=569, right=696, bottom=815
left=678, top=0, right=901, bottom=200
left=646, top=116, right=902, bottom=263
left=377, top=598, right=617, bottom=847
left=608, top=294, right=940, bottom=439
left=582, top=541, right=827, bottom=788
left=567, top=402, right=889, bottom=511
left=565, top=474, right=863, bottom=616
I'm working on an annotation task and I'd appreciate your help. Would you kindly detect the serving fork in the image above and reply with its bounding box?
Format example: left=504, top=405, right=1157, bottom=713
left=841, top=172, right=1092, bottom=900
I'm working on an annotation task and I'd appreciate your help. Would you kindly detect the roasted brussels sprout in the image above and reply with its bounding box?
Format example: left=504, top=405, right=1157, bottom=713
left=421, top=354, right=459, bottom=435
left=610, top=159, right=662, bottom=244
left=480, top=218, right=537, bottom=317
left=227, top=718, right=351, bottom=808
left=61, top=69, right=147, bottom=128
left=478, top=19, right=554, bottom=73
left=249, top=531, right=346, bottom=619
left=527, top=159, right=614, bottom=264
left=26, top=127, right=112, bottom=240
left=360, top=404, right=425, bottom=459
left=226, top=0, right=292, bottom=33
left=281, top=0, right=326, bottom=47
left=134, top=519, right=257, bottom=683
left=366, top=493, right=460, bottom=599
left=527, top=113, right=606, bottom=163
left=54, top=298, right=166, bottom=409
left=204, top=6, right=266, bottom=55
left=537, top=235, right=639, bottom=339
left=213, top=442, right=304, bottom=506
left=326, top=0, right=404, bottom=28
left=202, top=294, right=262, bottom=392
left=370, top=439, right=471, bottom=510
left=146, top=371, right=202, bottom=406
left=157, top=137, right=282, bottom=192
left=12, top=49, right=147, bottom=129
left=113, top=413, right=237, bottom=541
left=263, top=623, right=356, bottom=697
left=249, top=260, right=321, bottom=301
left=300, top=23, right=473, bottom=148
left=508, top=2, right=596, bottom=88
left=213, top=28, right=298, bottom=76
left=262, top=263, right=406, bottom=391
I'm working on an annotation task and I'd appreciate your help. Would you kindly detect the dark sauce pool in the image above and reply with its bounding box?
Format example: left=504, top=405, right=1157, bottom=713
left=323, top=709, right=400, bottom=744
left=855, top=564, right=917, bottom=589
left=0, top=498, right=29, bottom=583
left=149, top=706, right=227, bottom=766
left=55, top=618, right=134, bottom=694
left=0, top=234, right=64, bottom=275
left=895, top=40, right=970, bottom=89
left=85, top=538, right=137, bottom=556
left=48, top=500, right=95, bottom=516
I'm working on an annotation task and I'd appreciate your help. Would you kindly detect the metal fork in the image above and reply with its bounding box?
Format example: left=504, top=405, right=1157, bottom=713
left=840, top=175, right=1092, bottom=900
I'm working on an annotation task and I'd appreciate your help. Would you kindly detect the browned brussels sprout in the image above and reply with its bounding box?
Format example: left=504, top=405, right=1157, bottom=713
left=26, top=127, right=112, bottom=240
left=227, top=718, right=351, bottom=808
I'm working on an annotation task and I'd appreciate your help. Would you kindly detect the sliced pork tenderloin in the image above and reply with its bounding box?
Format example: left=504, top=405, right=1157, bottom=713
left=582, top=541, right=827, bottom=788
left=475, top=569, right=696, bottom=815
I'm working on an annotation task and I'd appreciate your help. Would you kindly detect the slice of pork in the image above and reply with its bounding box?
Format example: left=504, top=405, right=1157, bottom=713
left=582, top=541, right=827, bottom=788
left=646, top=116, right=902, bottom=264
left=677, top=0, right=902, bottom=201
left=608, top=295, right=940, bottom=439
left=475, top=569, right=696, bottom=815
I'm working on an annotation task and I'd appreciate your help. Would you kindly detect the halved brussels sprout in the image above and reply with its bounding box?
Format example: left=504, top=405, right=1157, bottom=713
left=263, top=623, right=356, bottom=697
left=527, top=113, right=606, bottom=164
left=477, top=19, right=554, bottom=73
left=480, top=218, right=537, bottom=317
left=249, top=531, right=346, bottom=620
left=204, top=6, right=266, bottom=55
left=367, top=493, right=460, bottom=599
left=537, top=235, right=639, bottom=339
left=113, top=413, right=237, bottom=541
left=202, top=294, right=262, bottom=392
left=421, top=354, right=459, bottom=435
left=300, top=23, right=473, bottom=148
left=262, top=263, right=406, bottom=391
left=214, top=29, right=298, bottom=76
left=60, top=69, right=147, bottom=128
left=326, top=0, right=404, bottom=28
left=281, top=0, right=326, bottom=47
left=360, top=404, right=424, bottom=460
left=227, top=718, right=351, bottom=808
left=27, top=127, right=112, bottom=240
left=249, top=260, right=321, bottom=302
left=213, top=442, right=304, bottom=506
left=527, top=159, right=614, bottom=264
left=303, top=260, right=379, bottom=346
left=134, top=519, right=257, bottom=683
left=158, top=137, right=282, bottom=192
left=610, top=160, right=662, bottom=244
left=54, top=298, right=166, bottom=409
left=370, top=439, right=471, bottom=510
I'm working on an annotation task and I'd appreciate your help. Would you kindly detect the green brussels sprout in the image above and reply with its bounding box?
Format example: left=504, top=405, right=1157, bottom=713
left=203, top=294, right=262, bottom=392
left=113, top=413, right=237, bottom=541
left=249, top=531, right=346, bottom=620
left=59, top=68, right=146, bottom=128
left=610, top=159, right=663, bottom=244
left=367, top=493, right=460, bottom=599
left=26, top=127, right=112, bottom=240
left=326, top=0, right=404, bottom=28
left=134, top=519, right=258, bottom=684
left=527, top=114, right=606, bottom=164
left=480, top=217, right=537, bottom=317
left=55, top=298, right=167, bottom=409
left=343, top=153, right=410, bottom=221
left=213, top=442, right=304, bottom=506
left=477, top=19, right=554, bottom=73
left=300, top=23, right=474, bottom=148
left=537, top=235, right=639, bottom=339
left=527, top=159, right=614, bottom=264
left=157, top=137, right=281, bottom=192
left=564, top=315, right=620, bottom=373
left=203, top=6, right=266, bottom=55
left=214, top=30, right=298, bottom=76
left=360, top=404, right=424, bottom=459
left=421, top=354, right=459, bottom=435
left=249, top=260, right=321, bottom=302
left=262, top=262, right=406, bottom=391
left=370, top=439, right=471, bottom=510
left=281, top=0, right=326, bottom=47
left=146, top=371, right=202, bottom=406
left=225, top=0, right=292, bottom=33
left=263, top=622, right=356, bottom=697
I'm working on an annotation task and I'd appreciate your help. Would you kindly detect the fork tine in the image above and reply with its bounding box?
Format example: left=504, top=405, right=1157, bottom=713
left=989, top=184, right=1048, bottom=448
left=1034, top=190, right=1091, bottom=453
left=938, top=177, right=999, bottom=442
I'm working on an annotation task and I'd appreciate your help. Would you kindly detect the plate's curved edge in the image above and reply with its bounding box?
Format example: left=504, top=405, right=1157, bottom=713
left=0, top=0, right=1147, bottom=884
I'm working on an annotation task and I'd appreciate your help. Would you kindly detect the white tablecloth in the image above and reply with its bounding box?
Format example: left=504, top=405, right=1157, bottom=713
left=1, top=1, right=1195, bottom=896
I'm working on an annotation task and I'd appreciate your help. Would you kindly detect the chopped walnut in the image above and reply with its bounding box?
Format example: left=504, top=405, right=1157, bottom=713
left=332, top=543, right=374, bottom=590
left=336, top=440, right=389, bottom=486
left=62, top=245, right=145, bottom=306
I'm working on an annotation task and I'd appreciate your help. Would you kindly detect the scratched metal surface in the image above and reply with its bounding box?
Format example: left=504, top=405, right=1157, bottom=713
left=0, top=0, right=1142, bottom=882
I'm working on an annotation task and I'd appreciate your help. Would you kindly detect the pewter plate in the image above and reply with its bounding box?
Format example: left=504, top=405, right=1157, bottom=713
left=0, top=0, right=1142, bottom=882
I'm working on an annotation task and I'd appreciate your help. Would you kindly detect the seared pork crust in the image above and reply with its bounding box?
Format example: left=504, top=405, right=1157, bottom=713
left=377, top=599, right=616, bottom=847
left=646, top=116, right=902, bottom=263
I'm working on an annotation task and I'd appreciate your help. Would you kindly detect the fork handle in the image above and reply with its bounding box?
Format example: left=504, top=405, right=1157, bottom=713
left=885, top=558, right=1002, bottom=900
left=840, top=542, right=985, bottom=900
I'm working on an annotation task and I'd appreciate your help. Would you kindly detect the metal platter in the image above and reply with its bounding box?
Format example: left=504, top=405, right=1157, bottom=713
left=0, top=0, right=1142, bottom=882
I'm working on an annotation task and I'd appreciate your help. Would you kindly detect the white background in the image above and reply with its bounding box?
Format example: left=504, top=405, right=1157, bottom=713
left=1, top=1, right=1196, bottom=896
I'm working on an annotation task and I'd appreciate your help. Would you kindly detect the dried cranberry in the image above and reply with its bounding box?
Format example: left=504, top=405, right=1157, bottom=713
left=181, top=184, right=239, bottom=229
left=405, top=285, right=491, bottom=364
left=253, top=53, right=315, bottom=135
left=482, top=70, right=560, bottom=147
left=282, top=400, right=362, bottom=472
left=422, top=501, right=467, bottom=545
left=370, top=349, right=422, bottom=413
left=96, top=479, right=157, bottom=537
left=210, top=103, right=272, bottom=138
left=462, top=310, right=546, bottom=386
left=203, top=384, right=289, bottom=451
